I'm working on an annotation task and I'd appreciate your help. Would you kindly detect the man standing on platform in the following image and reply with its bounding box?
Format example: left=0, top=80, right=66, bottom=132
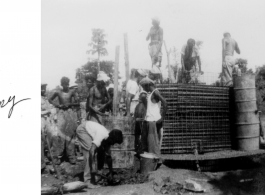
left=146, top=17, right=164, bottom=83
left=181, top=39, right=202, bottom=83
left=49, top=77, right=79, bottom=164
left=221, top=32, right=241, bottom=86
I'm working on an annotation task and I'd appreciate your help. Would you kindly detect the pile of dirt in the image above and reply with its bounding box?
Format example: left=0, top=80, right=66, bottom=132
left=116, top=169, right=149, bottom=185
left=153, top=176, right=186, bottom=194
left=98, top=168, right=149, bottom=186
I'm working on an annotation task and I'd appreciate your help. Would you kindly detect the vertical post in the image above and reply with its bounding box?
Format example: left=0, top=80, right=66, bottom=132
left=164, top=40, right=171, bottom=82
left=124, top=33, right=130, bottom=82
left=113, top=46, right=120, bottom=116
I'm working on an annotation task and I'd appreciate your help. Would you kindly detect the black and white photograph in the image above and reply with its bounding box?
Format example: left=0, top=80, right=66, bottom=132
left=2, top=0, right=265, bottom=194
left=41, top=0, right=265, bottom=194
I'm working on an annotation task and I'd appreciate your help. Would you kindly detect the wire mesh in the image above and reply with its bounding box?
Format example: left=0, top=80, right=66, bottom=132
left=157, top=83, right=231, bottom=154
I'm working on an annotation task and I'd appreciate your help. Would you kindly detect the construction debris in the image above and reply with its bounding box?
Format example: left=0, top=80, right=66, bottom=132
left=98, top=168, right=149, bottom=186
left=63, top=181, right=87, bottom=192
left=184, top=179, right=206, bottom=192
left=41, top=186, right=58, bottom=195
left=41, top=181, right=86, bottom=195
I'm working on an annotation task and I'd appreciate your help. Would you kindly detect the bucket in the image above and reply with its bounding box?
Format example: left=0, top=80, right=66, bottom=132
left=102, top=116, right=135, bottom=168
left=233, top=74, right=260, bottom=151
left=140, top=153, right=159, bottom=174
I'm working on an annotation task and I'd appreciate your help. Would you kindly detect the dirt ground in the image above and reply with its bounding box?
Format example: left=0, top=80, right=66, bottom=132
left=42, top=149, right=265, bottom=195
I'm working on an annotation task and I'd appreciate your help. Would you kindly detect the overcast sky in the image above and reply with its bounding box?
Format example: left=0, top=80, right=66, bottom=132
left=42, top=0, right=265, bottom=89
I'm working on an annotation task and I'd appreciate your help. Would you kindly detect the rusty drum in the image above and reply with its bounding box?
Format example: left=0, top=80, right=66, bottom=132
left=233, top=74, right=260, bottom=151
left=102, top=115, right=135, bottom=168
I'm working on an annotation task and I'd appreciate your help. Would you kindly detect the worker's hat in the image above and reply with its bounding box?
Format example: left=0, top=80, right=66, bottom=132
left=97, top=71, right=110, bottom=82
left=139, top=77, right=155, bottom=86
left=108, top=83, right=114, bottom=89
left=41, top=83, right=47, bottom=87
left=137, top=69, right=149, bottom=77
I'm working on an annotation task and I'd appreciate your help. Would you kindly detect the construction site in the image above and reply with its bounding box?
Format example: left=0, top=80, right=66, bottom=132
left=41, top=1, right=265, bottom=195
left=41, top=70, right=265, bottom=195
left=41, top=37, right=265, bottom=195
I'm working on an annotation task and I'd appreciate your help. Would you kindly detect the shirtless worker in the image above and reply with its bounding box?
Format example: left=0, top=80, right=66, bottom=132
left=69, top=85, right=81, bottom=124
left=221, top=32, right=240, bottom=86
left=181, top=39, right=202, bottom=83
left=139, top=77, right=167, bottom=158
left=146, top=17, right=163, bottom=83
left=49, top=77, right=79, bottom=164
left=76, top=121, right=123, bottom=188
left=88, top=72, right=111, bottom=124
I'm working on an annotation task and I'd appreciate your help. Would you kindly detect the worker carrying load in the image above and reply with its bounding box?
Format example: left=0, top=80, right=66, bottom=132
left=146, top=17, right=164, bottom=83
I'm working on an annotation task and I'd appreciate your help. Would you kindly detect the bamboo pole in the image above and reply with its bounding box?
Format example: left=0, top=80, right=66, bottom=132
left=163, top=40, right=171, bottom=82
left=113, top=46, right=120, bottom=116
left=124, top=33, right=130, bottom=81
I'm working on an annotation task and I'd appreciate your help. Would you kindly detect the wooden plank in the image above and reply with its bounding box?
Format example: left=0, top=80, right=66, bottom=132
left=113, top=46, right=120, bottom=115
left=124, top=33, right=130, bottom=82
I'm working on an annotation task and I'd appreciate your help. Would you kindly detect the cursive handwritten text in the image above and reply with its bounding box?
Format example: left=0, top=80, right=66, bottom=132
left=0, top=96, right=31, bottom=118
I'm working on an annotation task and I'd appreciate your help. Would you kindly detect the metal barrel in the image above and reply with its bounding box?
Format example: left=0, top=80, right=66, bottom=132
left=233, top=74, right=260, bottom=151
left=102, top=116, right=135, bottom=168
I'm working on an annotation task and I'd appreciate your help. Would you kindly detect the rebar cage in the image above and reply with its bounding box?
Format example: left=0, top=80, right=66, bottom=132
left=157, top=83, right=231, bottom=154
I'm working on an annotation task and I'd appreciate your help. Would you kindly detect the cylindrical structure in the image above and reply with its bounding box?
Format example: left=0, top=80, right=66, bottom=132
left=233, top=74, right=259, bottom=151
left=102, top=116, right=135, bottom=168
left=140, top=153, right=159, bottom=175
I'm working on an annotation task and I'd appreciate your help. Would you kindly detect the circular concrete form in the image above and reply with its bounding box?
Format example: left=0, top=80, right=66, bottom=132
left=161, top=149, right=265, bottom=161
left=161, top=150, right=265, bottom=172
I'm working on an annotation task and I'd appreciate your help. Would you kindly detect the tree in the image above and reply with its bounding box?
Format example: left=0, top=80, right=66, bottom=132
left=255, top=64, right=265, bottom=112
left=76, top=60, right=114, bottom=83
left=75, top=60, right=120, bottom=101
left=87, top=29, right=108, bottom=71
